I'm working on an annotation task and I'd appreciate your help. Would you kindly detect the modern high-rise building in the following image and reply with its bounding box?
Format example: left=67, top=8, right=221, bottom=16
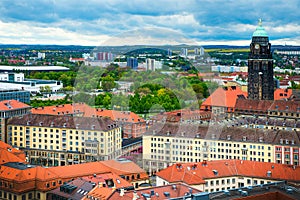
left=145, top=58, right=156, bottom=71
left=127, top=57, right=138, bottom=70
left=248, top=19, right=274, bottom=100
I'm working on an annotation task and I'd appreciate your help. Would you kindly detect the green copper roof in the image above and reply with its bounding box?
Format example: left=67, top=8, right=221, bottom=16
left=252, top=19, right=268, bottom=37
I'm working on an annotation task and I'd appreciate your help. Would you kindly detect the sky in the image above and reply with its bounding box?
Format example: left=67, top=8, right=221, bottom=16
left=0, top=0, right=299, bottom=46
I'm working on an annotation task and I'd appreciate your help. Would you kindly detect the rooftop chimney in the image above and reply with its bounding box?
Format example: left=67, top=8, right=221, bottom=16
left=132, top=191, right=139, bottom=200
left=120, top=188, right=125, bottom=197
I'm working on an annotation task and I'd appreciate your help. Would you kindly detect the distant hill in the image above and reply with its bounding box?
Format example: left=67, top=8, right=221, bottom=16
left=1, top=44, right=299, bottom=53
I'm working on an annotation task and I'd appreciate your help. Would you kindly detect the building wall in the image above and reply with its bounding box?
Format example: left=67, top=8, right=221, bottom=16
left=156, top=175, right=280, bottom=194
left=7, top=125, right=122, bottom=166
left=274, top=145, right=300, bottom=166
left=0, top=81, right=63, bottom=93
left=0, top=90, right=30, bottom=103
left=0, top=107, right=31, bottom=142
left=143, top=135, right=276, bottom=173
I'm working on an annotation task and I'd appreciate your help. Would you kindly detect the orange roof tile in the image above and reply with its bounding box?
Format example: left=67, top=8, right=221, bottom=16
left=0, top=100, right=30, bottom=111
left=274, top=88, right=293, bottom=100
left=201, top=86, right=247, bottom=110
left=153, top=109, right=211, bottom=122
left=0, top=141, right=26, bottom=164
left=82, top=173, right=132, bottom=189
left=82, top=173, right=133, bottom=200
left=101, top=159, right=148, bottom=179
left=0, top=160, right=148, bottom=193
left=30, top=103, right=96, bottom=117
left=31, top=103, right=144, bottom=123
left=156, top=160, right=300, bottom=185
left=95, top=109, right=144, bottom=123
left=107, top=183, right=202, bottom=200
left=0, top=150, right=26, bottom=165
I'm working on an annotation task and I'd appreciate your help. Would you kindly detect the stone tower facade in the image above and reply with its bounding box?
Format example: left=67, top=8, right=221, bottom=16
left=248, top=19, right=274, bottom=100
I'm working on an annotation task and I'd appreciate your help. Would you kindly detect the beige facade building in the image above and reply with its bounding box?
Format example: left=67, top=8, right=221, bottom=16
left=143, top=123, right=300, bottom=173
left=0, top=100, right=31, bottom=142
left=7, top=114, right=122, bottom=166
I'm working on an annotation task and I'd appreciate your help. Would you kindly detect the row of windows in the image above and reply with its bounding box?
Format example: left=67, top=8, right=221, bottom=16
left=11, top=126, right=120, bottom=137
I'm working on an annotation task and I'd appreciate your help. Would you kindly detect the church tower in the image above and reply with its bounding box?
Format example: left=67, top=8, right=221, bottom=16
left=248, top=19, right=274, bottom=100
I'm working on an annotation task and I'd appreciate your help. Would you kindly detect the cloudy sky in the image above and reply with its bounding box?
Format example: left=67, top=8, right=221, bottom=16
left=0, top=0, right=299, bottom=46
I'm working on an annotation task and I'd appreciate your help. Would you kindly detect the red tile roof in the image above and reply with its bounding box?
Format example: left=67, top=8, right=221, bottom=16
left=101, top=159, right=148, bottom=179
left=201, top=86, right=247, bottom=111
left=82, top=173, right=132, bottom=189
left=0, top=160, right=148, bottom=193
left=156, top=160, right=300, bottom=185
left=106, top=183, right=202, bottom=200
left=235, top=99, right=300, bottom=114
left=274, top=88, right=293, bottom=100
left=31, top=103, right=144, bottom=123
left=0, top=141, right=26, bottom=164
left=30, top=103, right=95, bottom=117
left=95, top=109, right=144, bottom=123
left=82, top=173, right=133, bottom=200
left=153, top=109, right=211, bottom=123
left=0, top=100, right=30, bottom=111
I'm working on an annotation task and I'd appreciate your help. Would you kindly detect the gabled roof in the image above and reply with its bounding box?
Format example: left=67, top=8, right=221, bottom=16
left=0, top=141, right=26, bottom=164
left=101, top=159, right=148, bottom=179
left=30, top=103, right=144, bottom=123
left=201, top=86, right=247, bottom=109
left=0, top=100, right=30, bottom=111
left=48, top=178, right=95, bottom=200
left=95, top=109, right=145, bottom=123
left=30, top=103, right=95, bottom=117
left=146, top=122, right=300, bottom=146
left=156, top=160, right=300, bottom=185
left=106, top=183, right=202, bottom=200
left=274, top=88, right=293, bottom=100
left=235, top=99, right=300, bottom=113
left=152, top=109, right=211, bottom=123
left=7, top=114, right=118, bottom=132
left=81, top=173, right=133, bottom=200
left=82, top=173, right=132, bottom=189
left=235, top=99, right=274, bottom=112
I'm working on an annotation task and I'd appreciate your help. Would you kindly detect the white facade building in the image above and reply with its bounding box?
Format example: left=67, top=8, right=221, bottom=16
left=0, top=72, right=63, bottom=93
left=37, top=52, right=46, bottom=59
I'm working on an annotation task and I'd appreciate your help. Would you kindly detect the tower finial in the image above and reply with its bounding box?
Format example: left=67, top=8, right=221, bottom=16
left=258, top=18, right=262, bottom=26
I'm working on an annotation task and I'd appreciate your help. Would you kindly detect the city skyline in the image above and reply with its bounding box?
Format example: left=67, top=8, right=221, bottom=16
left=0, top=0, right=299, bottom=46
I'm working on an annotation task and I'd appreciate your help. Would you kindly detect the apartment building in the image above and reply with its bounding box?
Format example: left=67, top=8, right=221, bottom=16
left=156, top=160, right=300, bottom=193
left=7, top=114, right=122, bottom=166
left=0, top=100, right=31, bottom=142
left=142, top=123, right=300, bottom=173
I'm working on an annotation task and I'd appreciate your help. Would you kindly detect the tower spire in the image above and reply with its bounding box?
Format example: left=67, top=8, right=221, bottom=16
left=258, top=18, right=262, bottom=27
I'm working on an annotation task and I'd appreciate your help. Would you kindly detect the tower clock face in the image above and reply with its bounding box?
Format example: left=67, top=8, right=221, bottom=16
left=255, top=44, right=260, bottom=49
